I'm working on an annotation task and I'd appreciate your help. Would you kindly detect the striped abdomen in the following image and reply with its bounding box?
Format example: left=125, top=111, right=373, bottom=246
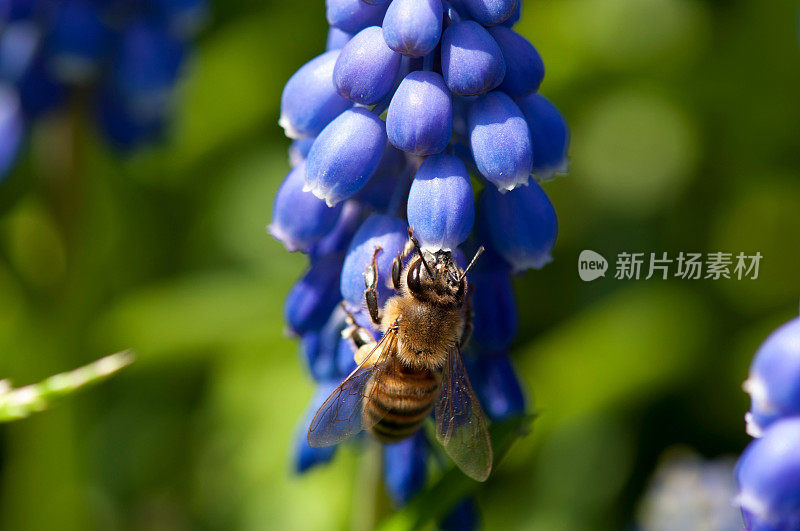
left=364, top=360, right=440, bottom=442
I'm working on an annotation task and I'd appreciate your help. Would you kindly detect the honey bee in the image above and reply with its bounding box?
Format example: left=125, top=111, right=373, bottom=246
left=307, top=228, right=493, bottom=482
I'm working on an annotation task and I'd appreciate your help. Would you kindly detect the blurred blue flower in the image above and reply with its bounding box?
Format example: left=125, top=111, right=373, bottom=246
left=0, top=0, right=205, bottom=180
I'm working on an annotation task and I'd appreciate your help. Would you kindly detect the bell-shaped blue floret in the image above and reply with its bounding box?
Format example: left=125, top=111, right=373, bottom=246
left=294, top=382, right=339, bottom=473
left=441, top=21, right=506, bottom=96
left=744, top=316, right=800, bottom=438
left=280, top=50, right=352, bottom=140
left=289, top=137, right=315, bottom=167
left=470, top=353, right=526, bottom=421
left=326, top=0, right=389, bottom=34
left=736, top=418, right=800, bottom=529
left=340, top=214, right=407, bottom=312
left=516, top=92, right=570, bottom=180
left=383, top=431, right=428, bottom=506
left=386, top=70, right=452, bottom=156
left=269, top=163, right=343, bottom=252
left=334, top=26, right=402, bottom=105
left=407, top=154, right=474, bottom=251
left=478, top=179, right=557, bottom=271
left=488, top=26, right=543, bottom=99
left=326, top=27, right=353, bottom=50
left=470, top=267, right=517, bottom=350
left=300, top=306, right=349, bottom=382
left=382, top=0, right=443, bottom=58
left=309, top=201, right=365, bottom=260
left=468, top=91, right=532, bottom=191
left=284, top=253, right=345, bottom=336
left=462, top=0, right=518, bottom=26
left=305, top=108, right=387, bottom=207
left=499, top=2, right=521, bottom=27
left=352, top=144, right=409, bottom=212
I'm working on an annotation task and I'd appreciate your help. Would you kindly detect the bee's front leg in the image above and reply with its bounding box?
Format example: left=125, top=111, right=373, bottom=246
left=364, top=246, right=383, bottom=326
left=391, top=237, right=415, bottom=290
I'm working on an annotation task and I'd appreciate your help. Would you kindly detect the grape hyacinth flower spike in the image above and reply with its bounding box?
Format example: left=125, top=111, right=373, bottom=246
left=274, top=0, right=569, bottom=521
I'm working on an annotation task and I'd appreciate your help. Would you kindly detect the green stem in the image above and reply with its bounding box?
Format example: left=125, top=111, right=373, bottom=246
left=0, top=351, right=134, bottom=422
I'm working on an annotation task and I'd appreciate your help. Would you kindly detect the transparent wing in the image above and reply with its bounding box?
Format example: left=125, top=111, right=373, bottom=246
left=434, top=346, right=493, bottom=482
left=307, top=330, right=397, bottom=448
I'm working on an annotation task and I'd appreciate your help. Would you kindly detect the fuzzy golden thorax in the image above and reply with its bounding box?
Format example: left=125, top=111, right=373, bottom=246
left=381, top=251, right=467, bottom=371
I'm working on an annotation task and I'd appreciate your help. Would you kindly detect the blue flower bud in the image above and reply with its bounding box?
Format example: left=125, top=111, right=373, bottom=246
left=284, top=253, right=345, bottom=336
left=309, top=201, right=365, bottom=260
left=470, top=352, right=526, bottom=421
left=516, top=93, right=570, bottom=180
left=301, top=306, right=349, bottom=382
left=269, top=163, right=343, bottom=252
left=0, top=85, right=23, bottom=180
left=340, top=213, right=407, bottom=312
left=470, top=267, right=517, bottom=349
left=383, top=431, right=428, bottom=506
left=305, top=108, right=388, bottom=206
left=45, top=0, right=108, bottom=85
left=326, top=27, right=353, bottom=51
left=289, top=137, right=315, bottom=167
left=114, top=21, right=185, bottom=120
left=736, top=418, right=800, bottom=529
left=382, top=0, right=443, bottom=58
left=336, top=335, right=358, bottom=378
left=326, top=0, right=389, bottom=34
left=487, top=26, right=543, bottom=99
left=407, top=154, right=474, bottom=251
left=462, top=0, right=519, bottom=26
left=294, top=382, right=339, bottom=473
left=479, top=179, right=557, bottom=271
left=499, top=2, right=521, bottom=28
left=334, top=26, right=402, bottom=105
left=744, top=317, right=800, bottom=438
left=441, top=21, right=506, bottom=96
left=386, top=71, right=452, bottom=156
left=468, top=91, right=532, bottom=191
left=352, top=145, right=410, bottom=211
left=280, top=50, right=352, bottom=139
left=441, top=498, right=480, bottom=531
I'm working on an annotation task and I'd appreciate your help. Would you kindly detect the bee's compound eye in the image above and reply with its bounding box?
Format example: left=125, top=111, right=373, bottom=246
left=407, top=260, right=423, bottom=294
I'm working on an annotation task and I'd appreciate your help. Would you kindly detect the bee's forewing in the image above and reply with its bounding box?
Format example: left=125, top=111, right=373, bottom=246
left=307, top=330, right=397, bottom=448
left=434, top=347, right=493, bottom=482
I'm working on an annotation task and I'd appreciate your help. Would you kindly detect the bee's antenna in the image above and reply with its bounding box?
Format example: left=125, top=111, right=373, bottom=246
left=407, top=227, right=433, bottom=276
left=459, top=246, right=485, bottom=281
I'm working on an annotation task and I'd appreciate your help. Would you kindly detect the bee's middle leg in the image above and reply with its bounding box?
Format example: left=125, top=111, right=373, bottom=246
left=342, top=307, right=378, bottom=367
left=364, top=246, right=383, bottom=326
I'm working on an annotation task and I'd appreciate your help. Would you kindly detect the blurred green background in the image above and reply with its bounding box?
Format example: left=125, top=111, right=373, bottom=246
left=1, top=0, right=800, bottom=529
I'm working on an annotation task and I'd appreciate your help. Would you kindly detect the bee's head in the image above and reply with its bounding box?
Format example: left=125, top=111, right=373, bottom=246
left=404, top=229, right=484, bottom=308
left=406, top=251, right=466, bottom=307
